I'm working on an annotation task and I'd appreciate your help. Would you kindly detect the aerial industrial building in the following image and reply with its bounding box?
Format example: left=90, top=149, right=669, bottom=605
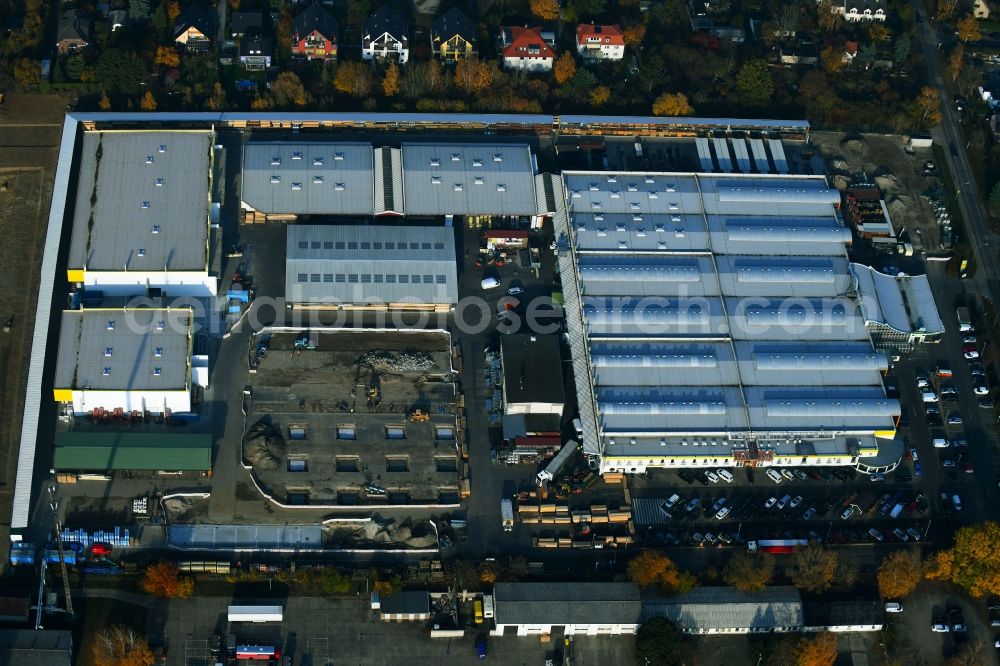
left=53, top=307, right=196, bottom=415
left=66, top=130, right=219, bottom=297
left=240, top=141, right=547, bottom=224
left=555, top=172, right=900, bottom=474
left=285, top=225, right=458, bottom=311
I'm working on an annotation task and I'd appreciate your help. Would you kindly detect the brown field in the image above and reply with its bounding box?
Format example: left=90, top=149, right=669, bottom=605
left=0, top=93, right=66, bottom=544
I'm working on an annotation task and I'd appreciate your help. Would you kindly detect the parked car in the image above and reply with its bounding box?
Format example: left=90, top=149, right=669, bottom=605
left=868, top=528, right=885, bottom=542
left=789, top=495, right=803, bottom=508
left=777, top=495, right=792, bottom=510
left=712, top=497, right=727, bottom=512
left=869, top=473, right=886, bottom=482
left=717, top=469, right=734, bottom=483
left=965, top=349, right=980, bottom=360
left=765, top=497, right=778, bottom=509
left=766, top=469, right=783, bottom=484
left=793, top=469, right=808, bottom=482
left=952, top=494, right=963, bottom=511
left=780, top=469, right=795, bottom=481
left=715, top=506, right=731, bottom=520
left=916, top=373, right=929, bottom=388
left=931, top=618, right=949, bottom=632
left=841, top=507, right=855, bottom=520
left=910, top=448, right=919, bottom=462
left=686, top=498, right=701, bottom=512
left=802, top=507, right=817, bottom=520
left=664, top=493, right=682, bottom=509
left=974, top=384, right=990, bottom=396
left=704, top=470, right=720, bottom=484
left=90, top=543, right=112, bottom=557
left=949, top=608, right=967, bottom=633
left=885, top=602, right=903, bottom=613
left=947, top=413, right=963, bottom=426
left=906, top=527, right=922, bottom=541
left=980, top=397, right=994, bottom=409
left=914, top=461, right=923, bottom=477
left=892, top=528, right=909, bottom=542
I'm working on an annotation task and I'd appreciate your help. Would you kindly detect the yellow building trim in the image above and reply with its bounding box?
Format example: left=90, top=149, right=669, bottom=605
left=874, top=430, right=897, bottom=439
left=67, top=269, right=84, bottom=283
left=53, top=389, right=73, bottom=402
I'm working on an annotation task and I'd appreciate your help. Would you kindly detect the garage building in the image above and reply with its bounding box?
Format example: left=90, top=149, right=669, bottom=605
left=493, top=582, right=641, bottom=636
left=53, top=307, right=195, bottom=415
left=285, top=225, right=458, bottom=311
left=53, top=432, right=212, bottom=472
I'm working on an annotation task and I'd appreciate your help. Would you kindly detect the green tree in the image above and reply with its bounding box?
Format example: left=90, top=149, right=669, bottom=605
left=65, top=55, right=86, bottom=81
left=96, top=49, right=147, bottom=93
left=893, top=33, right=912, bottom=65
left=570, top=0, right=607, bottom=18
left=129, top=0, right=150, bottom=20
left=735, top=59, right=774, bottom=106
left=634, top=618, right=694, bottom=666
left=723, top=552, right=775, bottom=591
left=857, top=44, right=877, bottom=68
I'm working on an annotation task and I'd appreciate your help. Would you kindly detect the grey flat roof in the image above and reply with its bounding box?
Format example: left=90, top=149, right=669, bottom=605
left=555, top=172, right=895, bottom=454
left=380, top=591, right=430, bottom=615
left=285, top=225, right=458, bottom=305
left=242, top=142, right=375, bottom=215
left=401, top=143, right=537, bottom=216
left=0, top=629, right=72, bottom=666
left=494, top=582, right=641, bottom=626
left=644, top=586, right=803, bottom=631
left=851, top=263, right=945, bottom=336
left=54, top=308, right=192, bottom=391
left=501, top=335, right=564, bottom=406
left=167, top=524, right=323, bottom=550
left=68, top=130, right=212, bottom=272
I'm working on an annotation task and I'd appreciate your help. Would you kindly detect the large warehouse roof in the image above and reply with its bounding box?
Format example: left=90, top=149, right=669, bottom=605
left=241, top=142, right=539, bottom=218
left=54, top=432, right=212, bottom=471
left=54, top=308, right=193, bottom=391
left=401, top=143, right=537, bottom=216
left=555, top=171, right=897, bottom=460
left=285, top=225, right=458, bottom=305
left=241, top=142, right=375, bottom=215
left=644, top=586, right=804, bottom=633
left=851, top=263, right=945, bottom=336
left=68, top=130, right=213, bottom=272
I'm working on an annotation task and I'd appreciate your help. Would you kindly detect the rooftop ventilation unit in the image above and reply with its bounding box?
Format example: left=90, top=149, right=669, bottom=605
left=628, top=184, right=638, bottom=192
left=593, top=214, right=604, bottom=222
left=493, top=153, right=503, bottom=162
left=430, top=158, right=440, bottom=167
left=141, top=201, right=150, bottom=209
left=496, top=184, right=506, bottom=192
left=334, top=182, right=345, bottom=191
left=145, top=156, right=154, bottom=164
left=154, top=347, right=163, bottom=357
left=474, top=176, right=484, bottom=185
left=270, top=175, right=280, bottom=184
left=607, top=176, right=617, bottom=183
left=137, top=248, right=145, bottom=257
left=106, top=320, right=115, bottom=330
left=291, top=183, right=302, bottom=191
left=431, top=176, right=441, bottom=184
left=313, top=157, right=324, bottom=166
left=291, top=151, right=303, bottom=160
left=610, top=191, right=620, bottom=199
left=472, top=159, right=483, bottom=167
left=453, top=183, right=463, bottom=191
left=152, top=225, right=160, bottom=234
left=104, top=347, right=113, bottom=357
left=589, top=183, right=599, bottom=191
left=155, top=178, right=164, bottom=187
left=334, top=151, right=344, bottom=160
left=155, top=320, right=164, bottom=331
left=645, top=177, right=656, bottom=184
left=451, top=152, right=461, bottom=161
left=648, top=192, right=658, bottom=199
left=271, top=157, right=280, bottom=166
left=633, top=215, right=643, bottom=222
left=313, top=176, right=323, bottom=184
left=153, top=367, right=161, bottom=376
left=158, top=145, right=167, bottom=153
left=102, top=367, right=111, bottom=376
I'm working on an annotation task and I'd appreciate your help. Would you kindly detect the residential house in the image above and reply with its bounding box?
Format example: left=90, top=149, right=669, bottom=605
left=230, top=11, right=262, bottom=39
left=174, top=4, right=215, bottom=53
left=431, top=7, right=476, bottom=62
left=109, top=9, right=127, bottom=31
left=974, top=0, right=991, bottom=18
left=844, top=40, right=859, bottom=62
left=779, top=42, right=818, bottom=66
left=239, top=32, right=272, bottom=70
left=575, top=24, right=625, bottom=61
left=494, top=583, right=642, bottom=636
left=362, top=5, right=409, bottom=63
left=291, top=3, right=338, bottom=61
left=56, top=10, right=92, bottom=55
left=499, top=26, right=555, bottom=72
left=843, top=0, right=886, bottom=21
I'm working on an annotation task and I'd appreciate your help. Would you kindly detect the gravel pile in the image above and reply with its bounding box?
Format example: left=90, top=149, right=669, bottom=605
left=360, top=351, right=434, bottom=373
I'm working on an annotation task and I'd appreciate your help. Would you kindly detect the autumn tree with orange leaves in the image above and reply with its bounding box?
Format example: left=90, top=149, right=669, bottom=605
left=554, top=52, right=577, bottom=85
left=454, top=56, right=493, bottom=95
left=957, top=14, right=982, bottom=43
left=93, top=625, right=155, bottom=666
left=794, top=632, right=838, bottom=666
left=334, top=61, right=372, bottom=97
left=154, top=46, right=179, bottom=68
left=141, top=562, right=193, bottom=598
left=926, top=521, right=1000, bottom=597
left=382, top=61, right=400, bottom=97
left=622, top=24, right=646, bottom=47
left=627, top=550, right=696, bottom=594
left=529, top=0, right=560, bottom=21
left=877, top=550, right=922, bottom=599
left=652, top=92, right=694, bottom=116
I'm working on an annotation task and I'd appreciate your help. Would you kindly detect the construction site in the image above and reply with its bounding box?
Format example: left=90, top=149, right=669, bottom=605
left=243, top=328, right=464, bottom=507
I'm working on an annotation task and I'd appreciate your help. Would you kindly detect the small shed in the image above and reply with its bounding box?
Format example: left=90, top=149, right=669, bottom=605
left=379, top=591, right=430, bottom=621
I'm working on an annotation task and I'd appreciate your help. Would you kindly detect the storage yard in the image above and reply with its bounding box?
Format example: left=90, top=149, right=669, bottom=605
left=244, top=329, right=462, bottom=506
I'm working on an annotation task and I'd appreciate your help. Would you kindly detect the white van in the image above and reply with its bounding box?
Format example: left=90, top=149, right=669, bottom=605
left=481, top=276, right=501, bottom=290
left=922, top=391, right=939, bottom=403
left=663, top=493, right=682, bottom=509
left=932, top=438, right=949, bottom=448
left=717, top=469, right=734, bottom=483
left=766, top=469, right=783, bottom=484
